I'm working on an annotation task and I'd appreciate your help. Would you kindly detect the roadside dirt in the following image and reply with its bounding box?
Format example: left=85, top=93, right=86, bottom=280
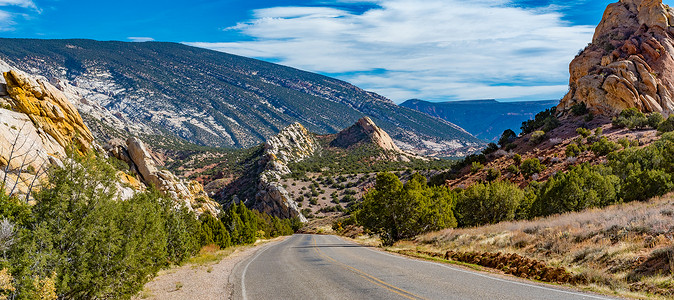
left=133, top=239, right=283, bottom=300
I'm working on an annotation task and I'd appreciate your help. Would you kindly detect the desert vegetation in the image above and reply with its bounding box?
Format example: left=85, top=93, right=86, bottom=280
left=0, top=150, right=298, bottom=299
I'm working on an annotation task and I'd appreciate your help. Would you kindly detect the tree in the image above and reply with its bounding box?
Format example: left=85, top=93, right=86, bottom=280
left=520, top=158, right=545, bottom=177
left=498, top=129, right=517, bottom=148
left=531, top=164, right=620, bottom=217
left=455, top=181, right=524, bottom=227
left=356, top=173, right=456, bottom=246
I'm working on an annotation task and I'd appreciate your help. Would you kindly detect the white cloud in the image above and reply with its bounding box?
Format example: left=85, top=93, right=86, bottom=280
left=187, top=0, right=595, bottom=102
left=0, top=0, right=36, bottom=10
left=0, top=0, right=39, bottom=31
left=128, top=37, right=155, bottom=42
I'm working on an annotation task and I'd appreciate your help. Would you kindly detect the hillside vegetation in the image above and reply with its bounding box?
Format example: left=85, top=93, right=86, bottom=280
left=0, top=39, right=481, bottom=155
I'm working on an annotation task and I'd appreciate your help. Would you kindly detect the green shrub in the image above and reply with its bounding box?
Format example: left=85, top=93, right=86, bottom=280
left=482, top=143, right=499, bottom=156
left=571, top=102, right=589, bottom=116
left=565, top=143, right=581, bottom=157
left=470, top=161, right=484, bottom=174
left=498, top=129, right=517, bottom=148
left=486, top=168, right=501, bottom=182
left=576, top=127, right=591, bottom=138
left=513, top=154, right=522, bottom=165
left=356, top=173, right=457, bottom=246
left=648, top=112, right=665, bottom=128
left=530, top=131, right=546, bottom=145
left=584, top=113, right=594, bottom=122
left=658, top=116, right=674, bottom=132
left=591, top=137, right=620, bottom=156
left=506, top=165, right=520, bottom=175
left=531, top=164, right=620, bottom=217
left=612, top=108, right=648, bottom=129
left=456, top=181, right=525, bottom=227
left=622, top=169, right=674, bottom=202
left=521, top=107, right=557, bottom=135
left=520, top=158, right=545, bottom=177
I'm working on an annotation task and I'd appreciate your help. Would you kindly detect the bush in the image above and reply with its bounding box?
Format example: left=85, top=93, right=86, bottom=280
left=470, top=161, right=484, bottom=174
left=530, top=131, right=546, bottom=145
left=506, top=165, right=520, bottom=175
left=658, top=116, right=674, bottom=132
left=622, top=169, right=674, bottom=202
left=612, top=108, right=648, bottom=129
left=648, top=112, right=665, bottom=128
left=571, top=102, right=589, bottom=116
left=591, top=137, right=620, bottom=156
left=498, top=129, right=517, bottom=147
left=576, top=127, right=591, bottom=138
left=531, top=164, right=620, bottom=217
left=356, top=173, right=457, bottom=245
left=513, top=154, right=522, bottom=165
left=482, top=143, right=499, bottom=156
left=520, top=158, right=545, bottom=177
left=486, top=168, right=501, bottom=182
left=565, top=143, right=581, bottom=157
left=456, top=181, right=526, bottom=227
left=521, top=107, right=557, bottom=135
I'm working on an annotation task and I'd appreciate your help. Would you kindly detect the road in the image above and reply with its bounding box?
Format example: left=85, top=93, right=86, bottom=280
left=229, top=234, right=616, bottom=300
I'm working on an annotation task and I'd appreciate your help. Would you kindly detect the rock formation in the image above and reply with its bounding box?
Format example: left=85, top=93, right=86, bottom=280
left=559, top=0, right=674, bottom=116
left=255, top=123, right=318, bottom=222
left=331, top=117, right=422, bottom=162
left=106, top=137, right=221, bottom=216
left=0, top=69, right=94, bottom=198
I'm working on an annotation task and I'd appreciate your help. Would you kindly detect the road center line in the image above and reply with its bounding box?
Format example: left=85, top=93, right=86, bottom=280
left=328, top=236, right=615, bottom=300
left=311, top=236, right=428, bottom=300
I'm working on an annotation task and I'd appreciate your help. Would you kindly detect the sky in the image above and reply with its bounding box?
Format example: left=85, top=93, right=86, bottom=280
left=0, top=0, right=671, bottom=103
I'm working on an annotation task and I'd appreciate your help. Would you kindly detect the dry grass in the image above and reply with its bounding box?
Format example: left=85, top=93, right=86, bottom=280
left=408, top=194, right=674, bottom=299
left=186, top=244, right=243, bottom=267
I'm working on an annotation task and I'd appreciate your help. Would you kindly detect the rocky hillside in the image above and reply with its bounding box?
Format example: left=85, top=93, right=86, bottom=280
left=559, top=0, right=674, bottom=116
left=0, top=39, right=482, bottom=156
left=0, top=68, right=219, bottom=216
left=400, top=99, right=558, bottom=141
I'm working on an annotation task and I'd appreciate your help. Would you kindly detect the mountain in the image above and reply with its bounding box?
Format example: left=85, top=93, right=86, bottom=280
left=400, top=99, right=558, bottom=141
left=558, top=0, right=674, bottom=116
left=0, top=38, right=482, bottom=156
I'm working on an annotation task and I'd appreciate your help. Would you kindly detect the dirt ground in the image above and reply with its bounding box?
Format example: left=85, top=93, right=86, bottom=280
left=133, top=239, right=284, bottom=300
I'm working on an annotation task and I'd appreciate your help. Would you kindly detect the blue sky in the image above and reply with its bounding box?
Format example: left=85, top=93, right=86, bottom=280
left=0, top=0, right=670, bottom=102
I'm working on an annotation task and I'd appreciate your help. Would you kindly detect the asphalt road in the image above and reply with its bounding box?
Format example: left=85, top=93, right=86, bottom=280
left=229, top=234, right=617, bottom=300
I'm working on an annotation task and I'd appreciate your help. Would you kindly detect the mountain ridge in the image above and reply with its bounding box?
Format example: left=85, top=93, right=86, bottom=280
left=400, top=98, right=559, bottom=141
left=0, top=38, right=482, bottom=156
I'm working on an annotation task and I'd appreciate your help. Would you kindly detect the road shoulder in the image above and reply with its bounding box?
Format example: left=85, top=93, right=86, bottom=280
left=133, top=237, right=286, bottom=300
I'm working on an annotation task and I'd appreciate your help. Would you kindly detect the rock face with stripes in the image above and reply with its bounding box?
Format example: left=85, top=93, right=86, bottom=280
left=559, top=0, right=674, bottom=116
left=0, top=69, right=93, bottom=198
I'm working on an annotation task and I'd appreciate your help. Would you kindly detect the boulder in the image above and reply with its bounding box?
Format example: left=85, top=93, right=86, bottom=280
left=560, top=0, right=674, bottom=116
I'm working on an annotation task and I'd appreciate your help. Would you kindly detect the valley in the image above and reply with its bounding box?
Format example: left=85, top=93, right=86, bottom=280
left=1, top=0, right=674, bottom=299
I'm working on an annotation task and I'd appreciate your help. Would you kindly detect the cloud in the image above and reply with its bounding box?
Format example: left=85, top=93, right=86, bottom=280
left=0, top=0, right=39, bottom=31
left=187, top=0, right=595, bottom=102
left=128, top=37, right=155, bottom=42
left=0, top=0, right=37, bottom=10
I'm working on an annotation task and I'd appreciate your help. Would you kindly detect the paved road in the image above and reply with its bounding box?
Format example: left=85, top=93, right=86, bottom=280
left=229, top=234, right=616, bottom=300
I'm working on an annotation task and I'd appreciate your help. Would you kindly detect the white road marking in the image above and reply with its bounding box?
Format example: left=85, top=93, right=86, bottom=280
left=240, top=238, right=291, bottom=300
left=326, top=235, right=615, bottom=300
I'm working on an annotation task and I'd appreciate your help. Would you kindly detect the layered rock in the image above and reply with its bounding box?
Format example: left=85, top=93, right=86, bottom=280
left=559, top=0, right=674, bottom=116
left=107, top=137, right=220, bottom=216
left=0, top=69, right=94, bottom=198
left=330, top=117, right=422, bottom=162
left=255, top=123, right=317, bottom=222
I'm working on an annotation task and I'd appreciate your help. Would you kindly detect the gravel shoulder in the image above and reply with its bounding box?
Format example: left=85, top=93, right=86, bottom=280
left=133, top=237, right=286, bottom=300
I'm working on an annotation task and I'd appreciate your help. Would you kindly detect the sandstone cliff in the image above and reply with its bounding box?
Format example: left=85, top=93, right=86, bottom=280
left=106, top=137, right=221, bottom=216
left=0, top=69, right=94, bottom=198
left=254, top=123, right=317, bottom=222
left=559, top=0, right=674, bottom=116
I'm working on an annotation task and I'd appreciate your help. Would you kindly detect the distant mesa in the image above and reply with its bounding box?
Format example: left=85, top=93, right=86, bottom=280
left=400, top=99, right=558, bottom=141
left=559, top=0, right=674, bottom=116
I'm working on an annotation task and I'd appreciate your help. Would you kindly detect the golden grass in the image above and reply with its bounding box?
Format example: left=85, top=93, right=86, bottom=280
left=404, top=194, right=674, bottom=299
